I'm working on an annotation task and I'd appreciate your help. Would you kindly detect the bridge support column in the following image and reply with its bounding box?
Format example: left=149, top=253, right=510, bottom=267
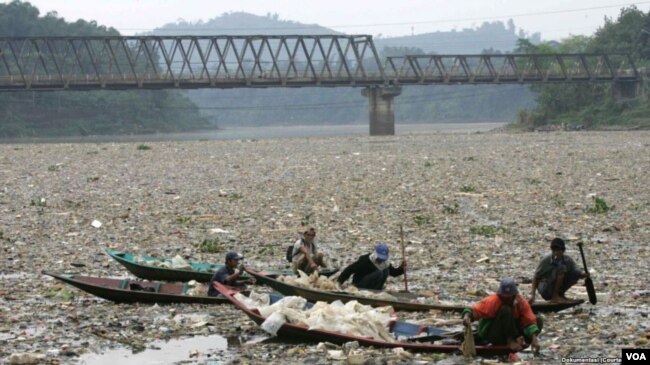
left=362, top=86, right=402, bottom=136
left=613, top=80, right=644, bottom=100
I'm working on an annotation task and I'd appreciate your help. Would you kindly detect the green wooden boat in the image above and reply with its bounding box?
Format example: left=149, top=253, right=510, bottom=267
left=245, top=267, right=585, bottom=313
left=44, top=271, right=230, bottom=305
left=106, top=248, right=338, bottom=283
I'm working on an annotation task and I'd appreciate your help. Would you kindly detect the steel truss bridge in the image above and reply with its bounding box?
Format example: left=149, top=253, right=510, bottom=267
left=0, top=35, right=644, bottom=134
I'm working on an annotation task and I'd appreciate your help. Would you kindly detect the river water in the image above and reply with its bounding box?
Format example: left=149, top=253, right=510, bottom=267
left=77, top=334, right=229, bottom=365
left=0, top=123, right=505, bottom=144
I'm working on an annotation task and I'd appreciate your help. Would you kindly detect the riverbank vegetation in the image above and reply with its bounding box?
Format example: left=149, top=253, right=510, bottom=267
left=510, top=6, right=650, bottom=131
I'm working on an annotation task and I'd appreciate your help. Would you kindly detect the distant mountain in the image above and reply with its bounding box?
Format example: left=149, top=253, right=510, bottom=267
left=151, top=12, right=540, bottom=53
left=150, top=12, right=338, bottom=36
left=375, top=20, right=541, bottom=54
left=151, top=12, right=537, bottom=127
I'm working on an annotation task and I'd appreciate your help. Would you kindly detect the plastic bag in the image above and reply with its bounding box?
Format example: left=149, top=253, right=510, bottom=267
left=261, top=311, right=286, bottom=335
left=170, top=255, right=191, bottom=269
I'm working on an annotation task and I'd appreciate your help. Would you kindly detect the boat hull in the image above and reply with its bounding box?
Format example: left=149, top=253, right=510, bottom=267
left=44, top=271, right=229, bottom=305
left=246, top=268, right=584, bottom=313
left=216, top=282, right=516, bottom=356
left=106, top=248, right=338, bottom=283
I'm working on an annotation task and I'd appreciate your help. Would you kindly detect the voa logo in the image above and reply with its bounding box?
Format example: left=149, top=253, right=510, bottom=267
left=622, top=349, right=649, bottom=364
left=625, top=353, right=646, bottom=361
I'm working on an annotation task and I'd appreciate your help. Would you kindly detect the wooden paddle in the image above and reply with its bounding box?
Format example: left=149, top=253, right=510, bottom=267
left=399, top=224, right=409, bottom=292
left=577, top=241, right=597, bottom=305
left=461, top=321, right=476, bottom=357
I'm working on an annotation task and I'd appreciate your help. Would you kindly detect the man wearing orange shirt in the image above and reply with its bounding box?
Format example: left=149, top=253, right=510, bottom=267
left=462, top=277, right=541, bottom=353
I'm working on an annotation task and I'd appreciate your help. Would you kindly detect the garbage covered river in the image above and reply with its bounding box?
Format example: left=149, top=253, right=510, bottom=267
left=1, top=130, right=649, bottom=364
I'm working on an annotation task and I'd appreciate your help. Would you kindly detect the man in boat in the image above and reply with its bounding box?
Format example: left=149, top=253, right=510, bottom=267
left=336, top=243, right=405, bottom=290
left=462, top=277, right=541, bottom=353
left=291, top=227, right=327, bottom=274
left=207, top=251, right=254, bottom=296
left=529, top=237, right=589, bottom=304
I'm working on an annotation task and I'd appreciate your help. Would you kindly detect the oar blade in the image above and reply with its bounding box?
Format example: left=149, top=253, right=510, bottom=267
left=577, top=241, right=597, bottom=305
left=585, top=277, right=597, bottom=305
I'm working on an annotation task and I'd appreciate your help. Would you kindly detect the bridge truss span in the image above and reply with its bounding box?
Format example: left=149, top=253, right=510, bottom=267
left=0, top=35, right=644, bottom=136
left=0, top=35, right=643, bottom=91
left=386, top=53, right=640, bottom=85
left=0, top=35, right=386, bottom=90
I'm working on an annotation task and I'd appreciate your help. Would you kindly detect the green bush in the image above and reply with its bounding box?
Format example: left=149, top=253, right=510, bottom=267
left=470, top=225, right=509, bottom=237
left=552, top=194, right=566, bottom=207
left=176, top=216, right=192, bottom=225
left=413, top=215, right=432, bottom=226
left=31, top=197, right=46, bottom=207
left=460, top=185, right=477, bottom=193
left=301, top=213, right=314, bottom=226
left=228, top=192, right=244, bottom=200
left=587, top=196, right=612, bottom=214
left=196, top=238, right=222, bottom=253
left=442, top=202, right=459, bottom=214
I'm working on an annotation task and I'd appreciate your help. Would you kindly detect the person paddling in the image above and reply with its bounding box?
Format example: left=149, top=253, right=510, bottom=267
left=207, top=252, right=254, bottom=296
left=337, top=243, right=406, bottom=290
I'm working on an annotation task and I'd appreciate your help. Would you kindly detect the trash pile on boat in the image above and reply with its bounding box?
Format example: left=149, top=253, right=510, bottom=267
left=277, top=270, right=339, bottom=291
left=278, top=270, right=398, bottom=300
left=234, top=291, right=395, bottom=341
left=184, top=280, right=208, bottom=296
left=132, top=254, right=192, bottom=270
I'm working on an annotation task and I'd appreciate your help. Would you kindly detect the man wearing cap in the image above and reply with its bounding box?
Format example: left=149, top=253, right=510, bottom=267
left=336, top=243, right=406, bottom=290
left=291, top=227, right=327, bottom=274
left=462, top=278, right=541, bottom=353
left=529, top=237, right=588, bottom=304
left=207, top=251, right=254, bottom=296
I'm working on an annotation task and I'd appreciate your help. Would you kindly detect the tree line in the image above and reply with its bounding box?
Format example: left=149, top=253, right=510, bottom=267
left=512, top=6, right=650, bottom=130
left=0, top=0, right=212, bottom=138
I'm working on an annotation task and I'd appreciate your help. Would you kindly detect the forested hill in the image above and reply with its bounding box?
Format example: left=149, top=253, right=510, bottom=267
left=375, top=20, right=541, bottom=54
left=152, top=11, right=337, bottom=36
left=152, top=12, right=537, bottom=127
left=0, top=0, right=211, bottom=138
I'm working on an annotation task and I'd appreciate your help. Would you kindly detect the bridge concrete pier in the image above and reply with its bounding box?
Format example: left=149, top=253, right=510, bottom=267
left=362, top=86, right=402, bottom=136
left=613, top=80, right=644, bottom=100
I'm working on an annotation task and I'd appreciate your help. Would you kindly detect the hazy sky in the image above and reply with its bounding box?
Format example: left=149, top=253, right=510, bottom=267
left=9, top=0, right=650, bottom=39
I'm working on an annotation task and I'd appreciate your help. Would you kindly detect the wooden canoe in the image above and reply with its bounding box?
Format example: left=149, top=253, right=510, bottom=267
left=44, top=271, right=229, bottom=305
left=216, top=282, right=518, bottom=356
left=106, top=248, right=338, bottom=283
left=245, top=267, right=584, bottom=313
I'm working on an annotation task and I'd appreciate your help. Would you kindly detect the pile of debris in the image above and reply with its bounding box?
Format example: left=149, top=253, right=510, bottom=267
left=132, top=255, right=192, bottom=270
left=278, top=271, right=397, bottom=300
left=235, top=291, right=395, bottom=342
